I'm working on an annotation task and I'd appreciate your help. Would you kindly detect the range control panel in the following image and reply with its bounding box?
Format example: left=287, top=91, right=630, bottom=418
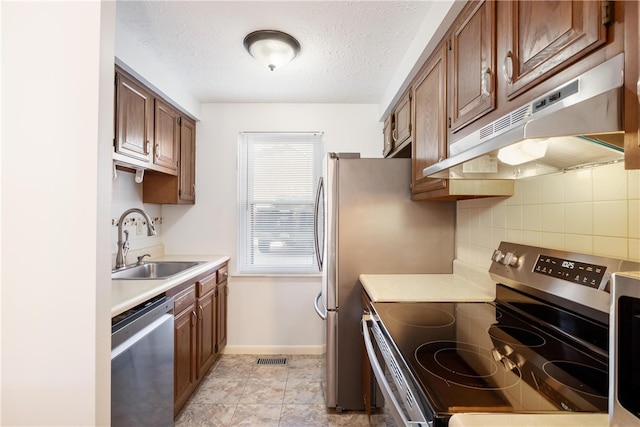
left=534, top=254, right=606, bottom=289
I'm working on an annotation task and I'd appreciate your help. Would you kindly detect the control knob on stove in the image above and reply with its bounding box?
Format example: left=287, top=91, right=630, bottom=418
left=491, top=250, right=519, bottom=266
left=491, top=250, right=505, bottom=263
left=502, top=252, right=519, bottom=267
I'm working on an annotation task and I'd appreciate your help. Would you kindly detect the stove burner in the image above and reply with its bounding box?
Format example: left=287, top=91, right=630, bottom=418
left=416, top=340, right=521, bottom=390
left=488, top=325, right=546, bottom=347
left=542, top=361, right=608, bottom=398
left=387, top=305, right=455, bottom=328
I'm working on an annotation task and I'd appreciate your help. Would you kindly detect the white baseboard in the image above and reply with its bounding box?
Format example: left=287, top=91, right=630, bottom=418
left=222, top=345, right=325, bottom=355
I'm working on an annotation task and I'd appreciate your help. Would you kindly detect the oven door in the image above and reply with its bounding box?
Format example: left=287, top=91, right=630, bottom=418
left=610, top=272, right=640, bottom=427
left=362, top=315, right=430, bottom=427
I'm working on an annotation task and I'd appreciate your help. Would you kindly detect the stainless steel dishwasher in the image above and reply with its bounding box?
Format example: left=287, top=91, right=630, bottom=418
left=111, top=295, right=174, bottom=427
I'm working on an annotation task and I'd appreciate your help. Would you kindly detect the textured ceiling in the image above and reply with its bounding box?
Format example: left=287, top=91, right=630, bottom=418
left=115, top=1, right=436, bottom=104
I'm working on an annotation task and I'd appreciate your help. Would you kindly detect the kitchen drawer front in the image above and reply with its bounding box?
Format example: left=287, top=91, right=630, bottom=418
left=217, top=265, right=228, bottom=284
left=197, top=272, right=217, bottom=297
left=174, top=285, right=196, bottom=314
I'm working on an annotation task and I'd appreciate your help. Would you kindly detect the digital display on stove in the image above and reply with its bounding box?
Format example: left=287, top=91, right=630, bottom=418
left=534, top=254, right=606, bottom=288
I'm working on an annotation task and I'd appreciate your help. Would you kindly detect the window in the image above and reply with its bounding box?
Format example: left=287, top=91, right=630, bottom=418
left=238, top=132, right=324, bottom=274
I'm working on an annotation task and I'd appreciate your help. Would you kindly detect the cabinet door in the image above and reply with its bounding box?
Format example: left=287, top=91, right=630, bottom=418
left=624, top=1, right=640, bottom=170
left=382, top=115, right=393, bottom=157
left=450, top=0, right=495, bottom=132
left=217, top=280, right=228, bottom=350
left=174, top=305, right=197, bottom=415
left=393, top=92, right=412, bottom=146
left=197, top=290, right=217, bottom=379
left=503, top=0, right=606, bottom=98
left=154, top=100, right=180, bottom=171
left=115, top=72, right=153, bottom=162
left=179, top=117, right=196, bottom=202
left=412, top=44, right=448, bottom=196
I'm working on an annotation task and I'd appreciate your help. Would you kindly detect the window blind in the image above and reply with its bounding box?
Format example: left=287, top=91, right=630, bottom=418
left=238, top=132, right=324, bottom=274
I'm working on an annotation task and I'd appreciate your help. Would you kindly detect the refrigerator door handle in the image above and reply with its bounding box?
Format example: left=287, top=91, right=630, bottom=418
left=313, top=176, right=324, bottom=271
left=313, top=291, right=327, bottom=320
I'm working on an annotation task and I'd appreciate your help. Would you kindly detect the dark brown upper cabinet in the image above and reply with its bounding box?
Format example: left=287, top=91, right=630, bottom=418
left=502, top=0, right=607, bottom=99
left=412, top=44, right=449, bottom=198
left=115, top=72, right=154, bottom=163
left=153, top=99, right=180, bottom=172
left=450, top=0, right=496, bottom=132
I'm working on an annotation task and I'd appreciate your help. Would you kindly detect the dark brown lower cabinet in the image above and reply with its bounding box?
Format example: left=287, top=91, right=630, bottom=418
left=172, top=285, right=198, bottom=415
left=169, top=263, right=229, bottom=417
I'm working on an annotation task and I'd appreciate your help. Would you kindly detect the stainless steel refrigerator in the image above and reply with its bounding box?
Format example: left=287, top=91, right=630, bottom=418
left=313, top=153, right=456, bottom=412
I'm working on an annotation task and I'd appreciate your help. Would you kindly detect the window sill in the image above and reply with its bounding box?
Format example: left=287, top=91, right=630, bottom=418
left=232, top=273, right=322, bottom=279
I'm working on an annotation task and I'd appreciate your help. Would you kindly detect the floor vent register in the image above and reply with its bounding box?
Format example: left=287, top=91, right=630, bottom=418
left=255, top=357, right=288, bottom=366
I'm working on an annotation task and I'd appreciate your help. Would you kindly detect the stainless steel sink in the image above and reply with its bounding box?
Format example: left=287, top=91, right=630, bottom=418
left=112, top=261, right=203, bottom=280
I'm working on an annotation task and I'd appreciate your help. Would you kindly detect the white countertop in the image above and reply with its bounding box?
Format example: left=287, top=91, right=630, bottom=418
left=360, top=259, right=495, bottom=302
left=111, top=254, right=229, bottom=316
left=449, top=413, right=608, bottom=427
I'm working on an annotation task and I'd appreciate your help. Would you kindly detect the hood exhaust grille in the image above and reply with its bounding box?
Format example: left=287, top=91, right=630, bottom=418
left=423, top=53, right=625, bottom=180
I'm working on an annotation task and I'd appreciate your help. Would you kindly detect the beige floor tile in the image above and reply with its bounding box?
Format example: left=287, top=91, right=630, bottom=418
left=279, top=403, right=329, bottom=426
left=175, top=403, right=236, bottom=427
left=228, top=403, right=282, bottom=426
left=239, top=377, right=287, bottom=404
left=283, top=378, right=325, bottom=404
left=179, top=354, right=397, bottom=427
left=192, top=377, right=247, bottom=405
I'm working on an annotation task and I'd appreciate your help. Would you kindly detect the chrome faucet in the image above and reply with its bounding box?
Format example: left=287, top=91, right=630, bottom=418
left=115, top=208, right=157, bottom=269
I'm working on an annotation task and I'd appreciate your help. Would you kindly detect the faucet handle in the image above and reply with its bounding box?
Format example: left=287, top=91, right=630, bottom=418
left=136, top=254, right=151, bottom=266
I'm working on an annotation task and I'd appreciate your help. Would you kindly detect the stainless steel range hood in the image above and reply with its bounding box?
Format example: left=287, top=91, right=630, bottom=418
left=423, top=53, right=625, bottom=180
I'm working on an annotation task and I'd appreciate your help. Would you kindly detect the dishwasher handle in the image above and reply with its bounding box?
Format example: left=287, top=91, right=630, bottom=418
left=112, top=296, right=173, bottom=350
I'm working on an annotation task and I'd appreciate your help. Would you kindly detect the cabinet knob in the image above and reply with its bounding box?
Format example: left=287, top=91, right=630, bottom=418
left=503, top=52, right=514, bottom=84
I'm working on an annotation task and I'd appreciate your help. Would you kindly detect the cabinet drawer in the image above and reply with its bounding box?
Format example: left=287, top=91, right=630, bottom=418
left=217, top=265, right=228, bottom=284
left=174, top=285, right=196, bottom=314
left=197, top=273, right=217, bottom=297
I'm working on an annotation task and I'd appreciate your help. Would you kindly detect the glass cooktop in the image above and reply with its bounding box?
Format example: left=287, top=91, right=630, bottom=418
left=371, top=286, right=608, bottom=417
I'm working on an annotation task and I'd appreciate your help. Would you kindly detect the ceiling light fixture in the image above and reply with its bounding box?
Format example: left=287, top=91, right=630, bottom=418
left=243, top=30, right=301, bottom=71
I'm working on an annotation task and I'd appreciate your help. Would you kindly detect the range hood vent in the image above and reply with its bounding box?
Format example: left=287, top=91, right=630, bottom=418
left=424, top=53, right=625, bottom=180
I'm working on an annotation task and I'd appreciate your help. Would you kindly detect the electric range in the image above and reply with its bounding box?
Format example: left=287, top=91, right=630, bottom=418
left=363, top=242, right=640, bottom=426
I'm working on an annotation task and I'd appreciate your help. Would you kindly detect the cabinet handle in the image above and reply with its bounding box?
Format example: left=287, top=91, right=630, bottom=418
left=145, top=140, right=151, bottom=155
left=636, top=76, right=640, bottom=104
left=503, top=52, right=514, bottom=84
left=191, top=310, right=197, bottom=325
left=481, top=68, right=492, bottom=97
left=392, top=128, right=397, bottom=143
left=199, top=305, right=203, bottom=319
left=155, top=143, right=159, bottom=158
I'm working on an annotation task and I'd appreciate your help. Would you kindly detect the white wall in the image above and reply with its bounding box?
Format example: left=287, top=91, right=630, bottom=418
left=1, top=2, right=114, bottom=425
left=162, top=103, right=383, bottom=353
left=457, top=163, right=640, bottom=269
left=111, top=171, right=164, bottom=267
left=114, top=12, right=200, bottom=119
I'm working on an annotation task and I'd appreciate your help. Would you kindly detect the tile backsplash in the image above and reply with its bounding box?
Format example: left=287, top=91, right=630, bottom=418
left=111, top=169, right=163, bottom=267
left=457, top=162, right=640, bottom=268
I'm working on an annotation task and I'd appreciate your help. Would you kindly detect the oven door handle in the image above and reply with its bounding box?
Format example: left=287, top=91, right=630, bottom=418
left=362, top=317, right=425, bottom=427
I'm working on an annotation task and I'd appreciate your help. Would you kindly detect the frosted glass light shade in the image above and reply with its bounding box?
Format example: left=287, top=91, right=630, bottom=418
left=498, top=138, right=550, bottom=165
left=244, top=30, right=300, bottom=71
